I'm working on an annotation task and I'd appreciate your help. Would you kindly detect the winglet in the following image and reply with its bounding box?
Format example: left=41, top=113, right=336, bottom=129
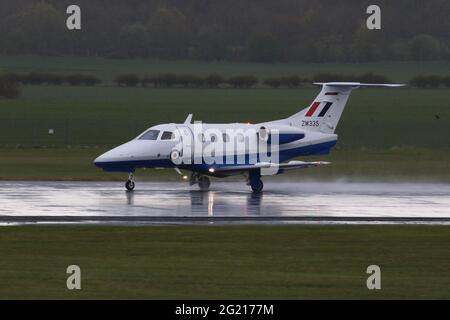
left=184, top=114, right=193, bottom=124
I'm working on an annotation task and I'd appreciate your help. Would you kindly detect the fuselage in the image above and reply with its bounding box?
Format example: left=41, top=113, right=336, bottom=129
left=94, top=121, right=338, bottom=175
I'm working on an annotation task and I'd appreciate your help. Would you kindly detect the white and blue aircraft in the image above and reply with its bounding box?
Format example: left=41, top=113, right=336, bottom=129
left=94, top=82, right=402, bottom=192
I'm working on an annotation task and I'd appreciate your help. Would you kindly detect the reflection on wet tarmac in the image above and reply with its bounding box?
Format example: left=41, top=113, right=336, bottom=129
left=0, top=181, right=449, bottom=220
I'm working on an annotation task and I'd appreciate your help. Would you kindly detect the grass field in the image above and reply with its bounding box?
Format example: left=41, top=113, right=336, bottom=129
left=0, top=225, right=449, bottom=299
left=2, top=55, right=450, bottom=82
left=1, top=147, right=449, bottom=181
left=1, top=56, right=449, bottom=180
left=1, top=86, right=449, bottom=148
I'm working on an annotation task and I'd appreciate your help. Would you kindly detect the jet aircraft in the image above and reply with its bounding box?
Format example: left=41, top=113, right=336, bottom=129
left=94, top=82, right=402, bottom=192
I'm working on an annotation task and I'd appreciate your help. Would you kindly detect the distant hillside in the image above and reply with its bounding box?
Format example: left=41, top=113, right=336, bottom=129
left=0, top=0, right=449, bottom=62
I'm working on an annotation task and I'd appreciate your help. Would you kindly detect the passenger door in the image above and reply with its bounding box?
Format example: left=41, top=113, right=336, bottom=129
left=175, top=126, right=194, bottom=164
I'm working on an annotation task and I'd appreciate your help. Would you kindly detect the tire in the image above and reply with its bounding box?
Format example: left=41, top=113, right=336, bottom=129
left=251, top=180, right=263, bottom=192
left=198, top=176, right=211, bottom=191
left=125, top=180, right=135, bottom=191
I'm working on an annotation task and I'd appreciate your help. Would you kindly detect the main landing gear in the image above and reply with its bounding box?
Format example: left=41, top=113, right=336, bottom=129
left=198, top=176, right=211, bottom=191
left=189, top=173, right=211, bottom=191
left=247, top=170, right=264, bottom=193
left=125, top=172, right=135, bottom=191
left=188, top=170, right=263, bottom=193
left=250, top=179, right=264, bottom=192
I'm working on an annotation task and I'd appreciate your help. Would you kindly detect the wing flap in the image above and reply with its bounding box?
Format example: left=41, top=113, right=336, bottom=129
left=278, top=160, right=331, bottom=170
left=214, top=160, right=330, bottom=173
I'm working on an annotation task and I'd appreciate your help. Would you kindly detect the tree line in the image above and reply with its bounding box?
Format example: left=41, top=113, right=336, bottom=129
left=0, top=74, right=21, bottom=99
left=0, top=0, right=449, bottom=62
left=118, top=73, right=450, bottom=88
left=3, top=71, right=450, bottom=99
left=4, top=73, right=101, bottom=86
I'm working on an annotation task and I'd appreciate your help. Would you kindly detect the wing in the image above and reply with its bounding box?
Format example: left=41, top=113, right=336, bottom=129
left=213, top=160, right=330, bottom=174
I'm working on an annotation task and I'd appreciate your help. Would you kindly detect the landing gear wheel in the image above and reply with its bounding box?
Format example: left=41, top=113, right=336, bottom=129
left=198, top=176, right=211, bottom=191
left=125, top=180, right=135, bottom=191
left=125, top=172, right=135, bottom=191
left=251, top=180, right=263, bottom=192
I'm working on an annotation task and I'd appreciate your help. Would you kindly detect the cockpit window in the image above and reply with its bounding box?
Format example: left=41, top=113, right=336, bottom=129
left=161, top=131, right=175, bottom=140
left=139, top=130, right=159, bottom=140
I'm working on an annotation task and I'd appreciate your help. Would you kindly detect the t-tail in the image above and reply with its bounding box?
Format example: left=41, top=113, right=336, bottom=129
left=288, top=82, right=404, bottom=134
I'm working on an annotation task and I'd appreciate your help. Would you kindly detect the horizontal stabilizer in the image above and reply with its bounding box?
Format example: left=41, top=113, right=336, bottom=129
left=313, top=82, right=405, bottom=88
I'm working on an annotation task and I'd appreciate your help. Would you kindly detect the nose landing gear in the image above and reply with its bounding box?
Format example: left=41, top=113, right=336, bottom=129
left=125, top=172, right=135, bottom=191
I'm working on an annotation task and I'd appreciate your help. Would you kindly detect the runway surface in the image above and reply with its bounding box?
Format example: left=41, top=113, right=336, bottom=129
left=0, top=181, right=449, bottom=225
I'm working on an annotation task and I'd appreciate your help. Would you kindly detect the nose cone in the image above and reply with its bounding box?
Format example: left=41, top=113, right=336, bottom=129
left=93, top=152, right=113, bottom=168
left=93, top=153, right=108, bottom=167
left=94, top=141, right=139, bottom=168
left=93, top=140, right=163, bottom=171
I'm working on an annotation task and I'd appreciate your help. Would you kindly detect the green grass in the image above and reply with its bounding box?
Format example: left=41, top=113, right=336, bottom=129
left=2, top=55, right=450, bottom=82
left=0, top=225, right=449, bottom=299
left=1, top=147, right=449, bottom=181
left=1, top=56, right=449, bottom=180
left=1, top=86, right=449, bottom=148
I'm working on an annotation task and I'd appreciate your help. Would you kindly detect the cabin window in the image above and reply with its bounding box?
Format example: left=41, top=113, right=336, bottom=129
left=139, top=130, right=159, bottom=140
left=222, top=133, right=230, bottom=142
left=161, top=131, right=175, bottom=140
left=210, top=134, right=217, bottom=142
left=198, top=133, right=206, bottom=142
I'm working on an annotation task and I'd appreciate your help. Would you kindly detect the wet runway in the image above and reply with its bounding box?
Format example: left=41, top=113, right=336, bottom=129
left=0, top=181, right=450, bottom=225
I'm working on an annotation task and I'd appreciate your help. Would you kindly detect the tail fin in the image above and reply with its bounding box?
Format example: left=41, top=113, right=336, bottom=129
left=288, top=82, right=404, bottom=134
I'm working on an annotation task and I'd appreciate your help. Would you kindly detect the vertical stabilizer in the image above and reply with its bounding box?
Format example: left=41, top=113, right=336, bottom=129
left=288, top=82, right=403, bottom=133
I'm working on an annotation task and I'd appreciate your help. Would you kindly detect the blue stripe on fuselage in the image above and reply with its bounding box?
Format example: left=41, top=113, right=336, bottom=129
left=94, top=140, right=337, bottom=172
